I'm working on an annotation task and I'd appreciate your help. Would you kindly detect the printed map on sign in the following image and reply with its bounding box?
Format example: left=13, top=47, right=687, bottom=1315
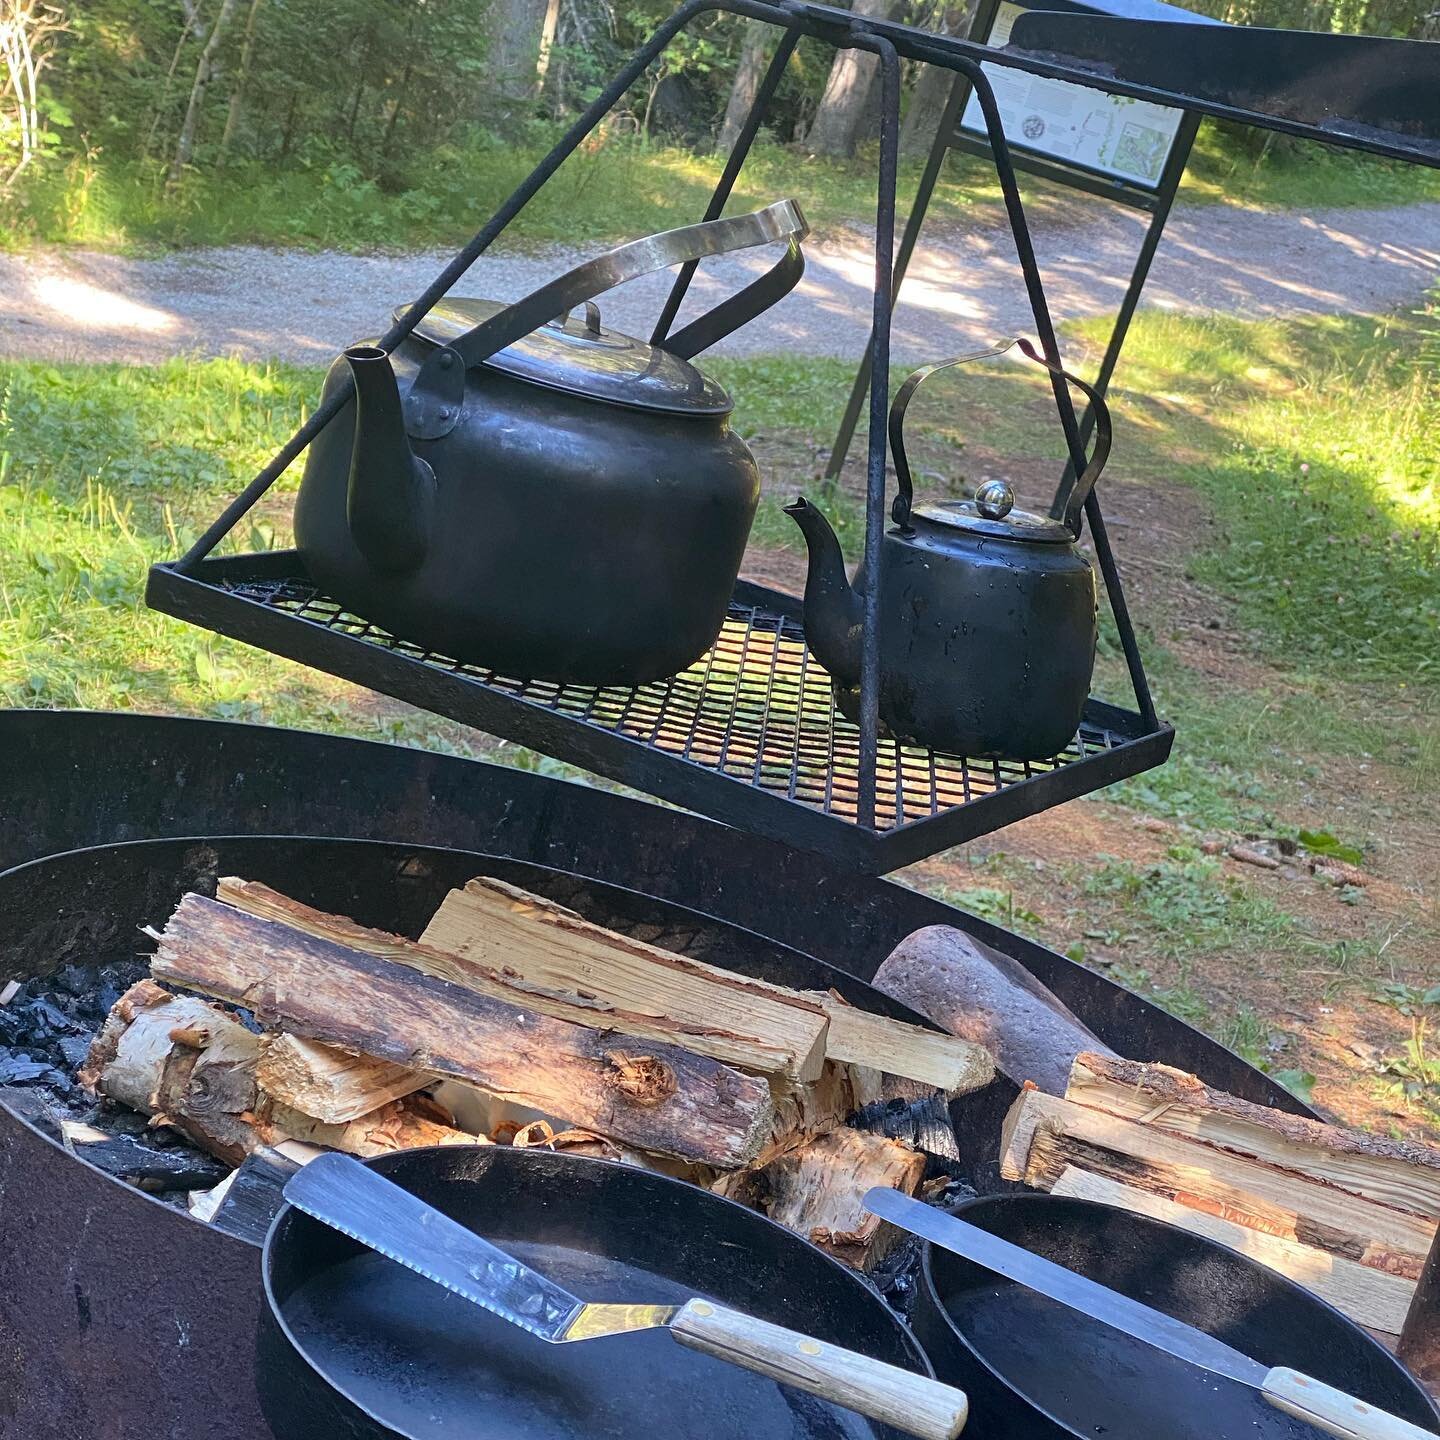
left=959, top=2, right=1183, bottom=188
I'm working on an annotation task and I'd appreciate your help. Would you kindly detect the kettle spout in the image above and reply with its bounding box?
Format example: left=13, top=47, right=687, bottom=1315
left=344, top=345, right=435, bottom=573
left=784, top=496, right=862, bottom=684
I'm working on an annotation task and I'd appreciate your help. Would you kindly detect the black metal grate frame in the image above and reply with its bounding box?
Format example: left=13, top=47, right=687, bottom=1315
left=228, top=573, right=1137, bottom=832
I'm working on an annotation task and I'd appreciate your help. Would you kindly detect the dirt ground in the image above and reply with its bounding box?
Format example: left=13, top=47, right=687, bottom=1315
left=4, top=197, right=1438, bottom=368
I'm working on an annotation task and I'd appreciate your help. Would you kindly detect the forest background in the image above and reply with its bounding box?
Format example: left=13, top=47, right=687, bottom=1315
left=3, top=0, right=1439, bottom=252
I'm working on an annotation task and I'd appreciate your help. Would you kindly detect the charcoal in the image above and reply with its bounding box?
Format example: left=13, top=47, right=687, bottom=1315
left=0, top=1084, right=63, bottom=1139
left=61, top=1121, right=229, bottom=1193
left=203, top=1148, right=301, bottom=1244
left=53, top=964, right=92, bottom=997
left=870, top=1234, right=924, bottom=1317
left=850, top=1089, right=968, bottom=1181
left=0, top=1056, right=50, bottom=1084
left=58, top=1036, right=93, bottom=1070
left=31, top=997, right=85, bottom=1036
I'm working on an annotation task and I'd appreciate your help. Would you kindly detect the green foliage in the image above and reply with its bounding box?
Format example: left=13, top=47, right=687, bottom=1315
left=1372, top=981, right=1440, bottom=1016
left=1184, top=121, right=1440, bottom=210
left=1271, top=1068, right=1318, bottom=1104
left=1111, top=753, right=1275, bottom=832
left=6, top=2, right=1440, bottom=254
left=1297, top=829, right=1365, bottom=866
left=1082, top=846, right=1295, bottom=958
left=1081, top=309, right=1440, bottom=686
left=934, top=885, right=1045, bottom=937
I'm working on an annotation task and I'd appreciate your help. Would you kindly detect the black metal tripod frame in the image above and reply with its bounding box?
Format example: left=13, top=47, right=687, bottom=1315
left=161, top=0, right=1185, bottom=837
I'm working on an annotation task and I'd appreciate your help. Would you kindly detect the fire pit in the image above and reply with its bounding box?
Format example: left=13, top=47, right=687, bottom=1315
left=0, top=711, right=1314, bottom=1440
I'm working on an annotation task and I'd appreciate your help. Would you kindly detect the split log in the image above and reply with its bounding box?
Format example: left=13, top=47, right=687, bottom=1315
left=1051, top=1166, right=1414, bottom=1336
left=257, top=1033, right=429, bottom=1124
left=714, top=1127, right=925, bottom=1270
left=762, top=1059, right=882, bottom=1165
left=1066, top=1052, right=1440, bottom=1217
left=82, top=980, right=479, bottom=1167
left=873, top=926, right=1115, bottom=1094
left=1003, top=1088, right=1433, bottom=1277
left=817, top=991, right=993, bottom=1096
left=418, top=877, right=831, bottom=1082
left=80, top=978, right=270, bottom=1165
left=223, top=877, right=824, bottom=1086
left=419, top=877, right=992, bottom=1093
left=152, top=894, right=775, bottom=1168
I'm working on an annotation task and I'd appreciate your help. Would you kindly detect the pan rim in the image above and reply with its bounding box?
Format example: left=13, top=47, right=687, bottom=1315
left=916, top=1190, right=1440, bottom=1436
left=260, top=1143, right=938, bottom=1440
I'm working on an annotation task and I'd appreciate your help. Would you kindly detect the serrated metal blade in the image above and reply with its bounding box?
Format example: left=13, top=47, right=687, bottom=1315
left=284, top=1152, right=587, bottom=1342
left=864, top=1188, right=1269, bottom=1391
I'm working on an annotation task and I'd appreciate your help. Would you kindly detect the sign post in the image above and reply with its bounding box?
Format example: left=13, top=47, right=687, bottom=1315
left=824, top=0, right=1208, bottom=485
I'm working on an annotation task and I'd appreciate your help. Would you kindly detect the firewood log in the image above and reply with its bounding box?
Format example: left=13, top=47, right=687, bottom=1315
left=256, top=1034, right=429, bottom=1124
left=873, top=926, right=1117, bottom=1095
left=150, top=894, right=776, bottom=1168
left=220, top=876, right=826, bottom=1086
left=1051, top=1166, right=1414, bottom=1335
left=1065, top=1052, right=1440, bottom=1217
left=415, top=877, right=993, bottom=1094
left=81, top=981, right=479, bottom=1167
left=1002, top=1088, right=1433, bottom=1278
left=713, top=1126, right=926, bottom=1270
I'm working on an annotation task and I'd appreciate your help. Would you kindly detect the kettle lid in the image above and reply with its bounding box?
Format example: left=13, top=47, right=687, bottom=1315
left=910, top=478, right=1075, bottom=544
left=397, top=297, right=733, bottom=417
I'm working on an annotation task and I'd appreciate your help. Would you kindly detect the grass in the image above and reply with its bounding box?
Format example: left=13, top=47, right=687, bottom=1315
left=3, top=138, right=1012, bottom=254
left=1083, top=309, right=1439, bottom=685
left=1080, top=846, right=1296, bottom=959
left=7, top=116, right=1440, bottom=255
left=2, top=299, right=1435, bottom=804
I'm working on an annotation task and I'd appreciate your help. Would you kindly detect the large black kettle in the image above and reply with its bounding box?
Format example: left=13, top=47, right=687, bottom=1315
left=787, top=339, right=1111, bottom=761
left=294, top=201, right=807, bottom=686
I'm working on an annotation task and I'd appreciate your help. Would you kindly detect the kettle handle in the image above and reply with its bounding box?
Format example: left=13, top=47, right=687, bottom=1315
left=405, top=200, right=809, bottom=440
left=889, top=337, right=1111, bottom=538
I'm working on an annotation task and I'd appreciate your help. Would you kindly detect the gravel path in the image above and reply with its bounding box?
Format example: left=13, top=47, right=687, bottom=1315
left=2, top=199, right=1436, bottom=368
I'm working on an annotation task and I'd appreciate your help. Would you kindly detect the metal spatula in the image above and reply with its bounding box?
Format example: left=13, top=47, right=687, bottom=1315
left=282, top=1153, right=969, bottom=1440
left=865, top=1188, right=1438, bottom=1440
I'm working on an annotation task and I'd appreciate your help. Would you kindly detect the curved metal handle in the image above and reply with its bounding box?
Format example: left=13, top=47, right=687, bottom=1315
left=889, top=337, right=1111, bottom=538
left=407, top=199, right=809, bottom=439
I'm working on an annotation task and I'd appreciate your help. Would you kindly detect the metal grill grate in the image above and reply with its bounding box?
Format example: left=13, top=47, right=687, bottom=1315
left=224, top=573, right=1125, bottom=833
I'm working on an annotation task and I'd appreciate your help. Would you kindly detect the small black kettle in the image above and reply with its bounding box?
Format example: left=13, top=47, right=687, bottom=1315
left=786, top=338, right=1112, bottom=761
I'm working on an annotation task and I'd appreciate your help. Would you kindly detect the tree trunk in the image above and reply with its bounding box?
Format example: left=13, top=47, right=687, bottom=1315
left=169, top=0, right=241, bottom=185
left=899, top=0, right=975, bottom=155
left=803, top=0, right=894, bottom=159
left=486, top=0, right=550, bottom=110
left=536, top=0, right=562, bottom=92
left=218, top=0, right=263, bottom=160
left=716, top=20, right=772, bottom=153
left=345, top=75, right=364, bottom=142
left=143, top=11, right=198, bottom=160
left=381, top=63, right=412, bottom=157
left=278, top=89, right=299, bottom=160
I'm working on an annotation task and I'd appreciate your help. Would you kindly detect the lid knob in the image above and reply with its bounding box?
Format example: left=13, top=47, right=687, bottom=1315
left=974, top=478, right=1015, bottom=520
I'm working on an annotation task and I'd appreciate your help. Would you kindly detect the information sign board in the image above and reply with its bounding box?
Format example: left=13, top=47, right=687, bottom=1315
left=959, top=0, right=1184, bottom=188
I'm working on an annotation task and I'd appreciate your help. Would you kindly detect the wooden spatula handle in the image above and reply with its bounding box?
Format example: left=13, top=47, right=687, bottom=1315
left=669, top=1297, right=968, bottom=1440
left=1263, top=1367, right=1439, bottom=1440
